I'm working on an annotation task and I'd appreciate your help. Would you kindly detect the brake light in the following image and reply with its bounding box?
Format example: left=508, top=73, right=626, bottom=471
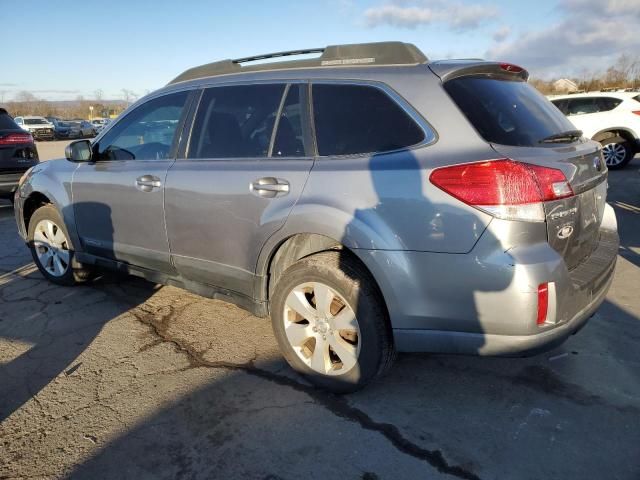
left=429, top=159, right=574, bottom=222
left=537, top=283, right=549, bottom=325
left=0, top=132, right=33, bottom=145
left=632, top=111, right=640, bottom=116
left=499, top=63, right=524, bottom=73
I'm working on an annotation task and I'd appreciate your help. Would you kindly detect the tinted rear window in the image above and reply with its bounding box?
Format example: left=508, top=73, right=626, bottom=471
left=312, top=84, right=425, bottom=156
left=444, top=77, right=575, bottom=147
left=0, top=113, right=18, bottom=130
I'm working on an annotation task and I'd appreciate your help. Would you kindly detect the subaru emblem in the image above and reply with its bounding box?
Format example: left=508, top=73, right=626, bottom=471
left=594, top=156, right=602, bottom=171
left=557, top=225, right=574, bottom=240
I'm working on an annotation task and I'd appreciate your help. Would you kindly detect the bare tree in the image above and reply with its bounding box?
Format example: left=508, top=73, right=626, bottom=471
left=94, top=89, right=104, bottom=101
left=121, top=89, right=137, bottom=106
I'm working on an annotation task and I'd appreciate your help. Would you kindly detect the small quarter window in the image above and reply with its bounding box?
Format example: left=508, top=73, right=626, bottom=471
left=272, top=85, right=310, bottom=157
left=312, top=84, right=425, bottom=156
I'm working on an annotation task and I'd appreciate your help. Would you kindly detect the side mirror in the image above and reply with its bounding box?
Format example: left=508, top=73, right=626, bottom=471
left=65, top=140, right=93, bottom=162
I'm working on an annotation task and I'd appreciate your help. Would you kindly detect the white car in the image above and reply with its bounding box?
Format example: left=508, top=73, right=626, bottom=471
left=548, top=92, right=640, bottom=169
left=13, top=116, right=55, bottom=141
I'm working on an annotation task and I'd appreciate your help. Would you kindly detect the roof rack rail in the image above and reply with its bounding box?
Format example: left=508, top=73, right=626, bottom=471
left=168, top=41, right=428, bottom=85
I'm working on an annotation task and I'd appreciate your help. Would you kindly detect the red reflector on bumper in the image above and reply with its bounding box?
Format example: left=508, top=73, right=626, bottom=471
left=537, top=283, right=549, bottom=325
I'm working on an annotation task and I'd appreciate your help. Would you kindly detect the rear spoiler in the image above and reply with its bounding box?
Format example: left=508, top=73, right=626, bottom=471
left=429, top=60, right=529, bottom=83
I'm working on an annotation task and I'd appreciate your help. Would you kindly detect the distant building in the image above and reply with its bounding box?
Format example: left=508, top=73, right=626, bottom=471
left=553, top=78, right=578, bottom=93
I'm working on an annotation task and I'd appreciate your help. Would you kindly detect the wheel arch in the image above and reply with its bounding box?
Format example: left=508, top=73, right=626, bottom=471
left=23, top=191, right=53, bottom=234
left=592, top=127, right=638, bottom=145
left=258, top=233, right=391, bottom=323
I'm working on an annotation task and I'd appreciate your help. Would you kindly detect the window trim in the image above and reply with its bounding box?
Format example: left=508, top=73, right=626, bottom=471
left=310, top=79, right=436, bottom=159
left=182, top=81, right=315, bottom=162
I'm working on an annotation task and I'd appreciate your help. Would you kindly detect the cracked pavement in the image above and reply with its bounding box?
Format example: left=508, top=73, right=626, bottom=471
left=1, top=157, right=640, bottom=479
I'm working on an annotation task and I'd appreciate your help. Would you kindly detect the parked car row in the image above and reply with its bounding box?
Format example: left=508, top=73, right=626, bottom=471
left=548, top=91, right=640, bottom=169
left=10, top=115, right=111, bottom=141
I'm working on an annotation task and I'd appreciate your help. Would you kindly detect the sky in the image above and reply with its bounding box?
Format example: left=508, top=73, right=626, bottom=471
left=1, top=0, right=638, bottom=102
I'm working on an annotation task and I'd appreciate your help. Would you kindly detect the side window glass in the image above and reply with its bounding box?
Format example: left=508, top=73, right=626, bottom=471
left=312, top=84, right=425, bottom=156
left=595, top=97, right=622, bottom=112
left=97, top=91, right=188, bottom=161
left=551, top=99, right=569, bottom=115
left=188, top=84, right=285, bottom=159
left=272, top=85, right=310, bottom=157
left=567, top=98, right=597, bottom=115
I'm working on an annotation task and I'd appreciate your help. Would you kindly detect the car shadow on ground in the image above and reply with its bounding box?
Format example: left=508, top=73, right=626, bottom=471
left=0, top=201, right=156, bottom=422
left=66, top=301, right=640, bottom=480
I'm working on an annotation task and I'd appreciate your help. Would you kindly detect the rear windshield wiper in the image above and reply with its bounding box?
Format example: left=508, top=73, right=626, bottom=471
left=538, top=130, right=583, bottom=144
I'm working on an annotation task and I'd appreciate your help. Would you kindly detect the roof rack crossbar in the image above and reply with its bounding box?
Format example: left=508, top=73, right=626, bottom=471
left=168, top=42, right=429, bottom=85
left=233, top=48, right=325, bottom=64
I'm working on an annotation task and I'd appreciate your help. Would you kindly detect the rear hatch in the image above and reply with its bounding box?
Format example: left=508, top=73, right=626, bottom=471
left=437, top=63, right=608, bottom=270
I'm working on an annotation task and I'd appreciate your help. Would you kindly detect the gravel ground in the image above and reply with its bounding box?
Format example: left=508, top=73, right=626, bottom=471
left=0, top=159, right=639, bottom=480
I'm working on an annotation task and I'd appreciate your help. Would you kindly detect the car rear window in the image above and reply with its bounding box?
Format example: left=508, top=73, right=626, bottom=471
left=444, top=77, right=576, bottom=147
left=312, top=84, right=425, bottom=156
left=0, top=113, right=18, bottom=129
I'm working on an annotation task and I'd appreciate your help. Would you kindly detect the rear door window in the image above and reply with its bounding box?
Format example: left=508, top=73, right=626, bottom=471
left=312, top=84, right=425, bottom=156
left=566, top=98, right=599, bottom=115
left=444, top=77, right=576, bottom=147
left=188, top=84, right=286, bottom=159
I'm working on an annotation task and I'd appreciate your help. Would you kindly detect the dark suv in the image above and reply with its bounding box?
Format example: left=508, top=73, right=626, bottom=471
left=0, top=109, right=38, bottom=201
left=13, top=42, right=618, bottom=391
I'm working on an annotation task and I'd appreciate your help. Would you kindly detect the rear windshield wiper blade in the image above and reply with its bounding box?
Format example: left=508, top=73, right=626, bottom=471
left=538, top=130, right=583, bottom=144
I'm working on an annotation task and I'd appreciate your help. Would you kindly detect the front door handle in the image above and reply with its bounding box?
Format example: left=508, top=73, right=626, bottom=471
left=250, top=177, right=290, bottom=198
left=136, top=175, right=162, bottom=192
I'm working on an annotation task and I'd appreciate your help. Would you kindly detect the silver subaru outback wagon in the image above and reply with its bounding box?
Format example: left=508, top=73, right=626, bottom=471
left=14, top=42, right=618, bottom=392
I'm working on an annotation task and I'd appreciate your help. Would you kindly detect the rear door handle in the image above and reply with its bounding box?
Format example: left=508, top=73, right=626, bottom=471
left=250, top=177, right=290, bottom=198
left=136, top=175, right=162, bottom=192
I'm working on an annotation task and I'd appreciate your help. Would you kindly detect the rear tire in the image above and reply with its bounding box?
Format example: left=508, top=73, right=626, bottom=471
left=28, top=204, right=93, bottom=286
left=270, top=251, right=395, bottom=393
left=600, top=136, right=633, bottom=169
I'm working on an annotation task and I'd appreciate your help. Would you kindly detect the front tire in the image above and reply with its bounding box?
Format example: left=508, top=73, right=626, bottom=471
left=270, top=251, right=395, bottom=393
left=28, top=204, right=92, bottom=286
left=600, top=136, right=633, bottom=169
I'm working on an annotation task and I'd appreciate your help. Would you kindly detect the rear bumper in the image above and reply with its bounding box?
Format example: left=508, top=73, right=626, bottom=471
left=356, top=204, right=619, bottom=355
left=0, top=173, right=23, bottom=198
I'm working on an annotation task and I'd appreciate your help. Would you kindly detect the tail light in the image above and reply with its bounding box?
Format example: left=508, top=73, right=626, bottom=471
left=0, top=132, right=34, bottom=145
left=429, top=159, right=574, bottom=222
left=632, top=111, right=640, bottom=116
left=499, top=63, right=524, bottom=73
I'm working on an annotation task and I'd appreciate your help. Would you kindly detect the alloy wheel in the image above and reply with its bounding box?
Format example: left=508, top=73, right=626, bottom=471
left=283, top=282, right=360, bottom=376
left=33, top=219, right=70, bottom=277
left=602, top=142, right=627, bottom=167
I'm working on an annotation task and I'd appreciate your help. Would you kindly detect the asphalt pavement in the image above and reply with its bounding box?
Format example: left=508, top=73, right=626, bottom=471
left=0, top=156, right=639, bottom=480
